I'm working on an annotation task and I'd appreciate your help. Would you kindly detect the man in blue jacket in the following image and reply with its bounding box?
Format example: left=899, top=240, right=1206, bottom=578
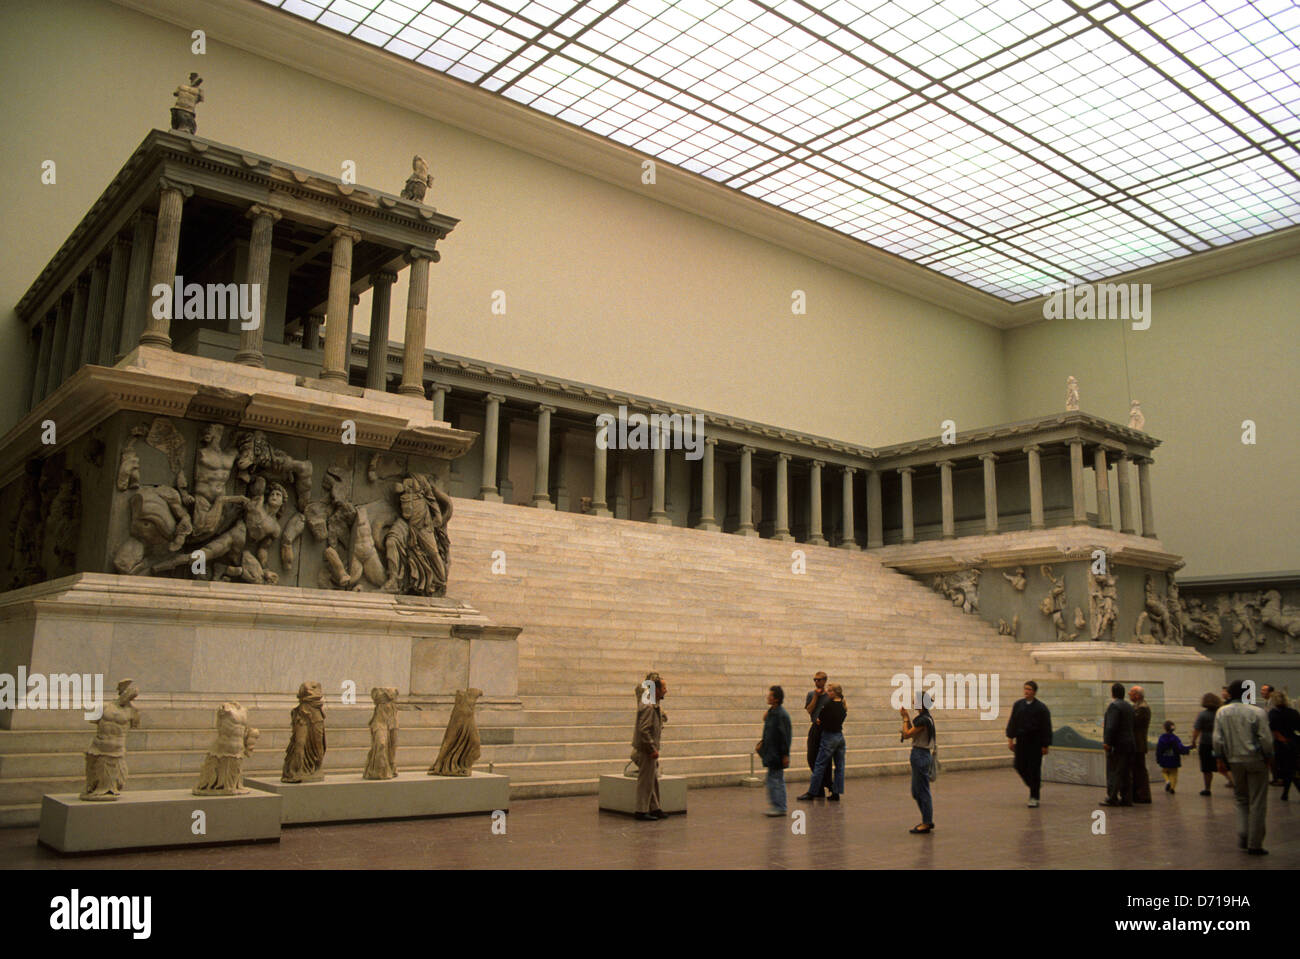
left=757, top=685, right=793, bottom=817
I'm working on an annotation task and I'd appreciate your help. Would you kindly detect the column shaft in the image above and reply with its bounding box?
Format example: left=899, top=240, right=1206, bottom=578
left=737, top=446, right=757, bottom=536
left=980, top=453, right=999, bottom=534
left=302, top=313, right=323, bottom=351
left=98, top=236, right=131, bottom=366
left=697, top=439, right=719, bottom=531
left=773, top=454, right=792, bottom=541
left=593, top=416, right=612, bottom=517
left=939, top=460, right=955, bottom=539
left=1025, top=445, right=1045, bottom=530
left=62, top=278, right=89, bottom=382
left=1116, top=455, right=1135, bottom=533
left=141, top=179, right=191, bottom=349
left=1094, top=448, right=1113, bottom=529
left=808, top=461, right=826, bottom=545
left=866, top=468, right=883, bottom=548
left=29, top=318, right=53, bottom=408
left=841, top=467, right=859, bottom=550
left=532, top=405, right=554, bottom=509
left=1137, top=458, right=1157, bottom=538
left=400, top=249, right=434, bottom=395
left=79, top=255, right=110, bottom=368
left=365, top=271, right=397, bottom=390
left=321, top=228, right=360, bottom=381
left=651, top=432, right=670, bottom=524
left=1068, top=439, right=1087, bottom=525
left=431, top=384, right=449, bottom=421
left=898, top=467, right=915, bottom=544
left=235, top=205, right=280, bottom=367
left=480, top=394, right=504, bottom=501
left=118, top=212, right=155, bottom=359
left=45, top=296, right=71, bottom=396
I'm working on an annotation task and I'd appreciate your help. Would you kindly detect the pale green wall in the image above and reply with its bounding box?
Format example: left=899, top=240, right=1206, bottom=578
left=1002, top=256, right=1300, bottom=577
left=0, top=0, right=1005, bottom=450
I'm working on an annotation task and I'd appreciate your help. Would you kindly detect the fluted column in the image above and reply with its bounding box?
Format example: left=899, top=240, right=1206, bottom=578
left=45, top=295, right=71, bottom=396
left=61, top=276, right=90, bottom=382
left=234, top=204, right=281, bottom=367
left=431, top=383, right=449, bottom=422
left=532, top=405, right=555, bottom=509
left=898, top=467, right=915, bottom=544
left=400, top=248, right=436, bottom=396
left=593, top=415, right=612, bottom=517
left=116, top=212, right=155, bottom=360
left=78, top=254, right=110, bottom=368
left=98, top=235, right=131, bottom=366
left=979, top=452, right=999, bottom=534
left=480, top=393, right=505, bottom=501
left=1116, top=454, right=1135, bottom=533
left=302, top=313, right=324, bottom=351
left=866, top=467, right=883, bottom=548
left=29, top=314, right=54, bottom=407
left=365, top=270, right=398, bottom=390
left=840, top=467, right=859, bottom=550
left=1136, top=456, right=1157, bottom=538
left=697, top=438, right=719, bottom=531
left=808, top=460, right=826, bottom=546
left=321, top=227, right=361, bottom=381
left=1024, top=444, right=1045, bottom=529
left=141, top=177, right=193, bottom=349
left=650, top=429, right=670, bottom=525
left=1067, top=438, right=1087, bottom=525
left=1093, top=447, right=1113, bottom=529
left=772, top=454, right=792, bottom=541
left=938, top=460, right=955, bottom=539
left=737, top=446, right=758, bottom=536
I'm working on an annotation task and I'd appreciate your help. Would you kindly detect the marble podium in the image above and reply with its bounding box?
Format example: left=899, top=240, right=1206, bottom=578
left=245, top=771, right=508, bottom=824
left=38, top=789, right=281, bottom=853
left=598, top=773, right=688, bottom=815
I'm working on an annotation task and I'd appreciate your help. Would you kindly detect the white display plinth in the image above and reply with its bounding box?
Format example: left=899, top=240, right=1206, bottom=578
left=38, top=789, right=281, bottom=852
left=598, top=774, right=687, bottom=814
left=245, top=771, right=510, bottom=824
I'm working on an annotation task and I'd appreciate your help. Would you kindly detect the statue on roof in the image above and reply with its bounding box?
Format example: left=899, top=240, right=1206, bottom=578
left=1127, top=400, right=1145, bottom=431
left=401, top=154, right=433, bottom=203
left=1065, top=375, right=1079, bottom=412
left=171, top=73, right=204, bottom=135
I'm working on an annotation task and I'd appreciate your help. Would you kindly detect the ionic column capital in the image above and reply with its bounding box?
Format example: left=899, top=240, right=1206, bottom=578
left=246, top=204, right=282, bottom=223
left=897, top=466, right=915, bottom=476
left=978, top=452, right=998, bottom=462
left=330, top=226, right=363, bottom=244
left=776, top=452, right=791, bottom=462
left=811, top=459, right=825, bottom=470
left=1022, top=443, right=1041, bottom=454
left=536, top=404, right=556, bottom=415
left=371, top=269, right=399, bottom=286
left=740, top=445, right=755, bottom=455
left=704, top=437, right=719, bottom=447
left=484, top=392, right=506, bottom=405
left=405, top=246, right=440, bottom=264
left=843, top=465, right=857, bottom=476
left=936, top=459, right=954, bottom=469
left=157, top=175, right=194, bottom=199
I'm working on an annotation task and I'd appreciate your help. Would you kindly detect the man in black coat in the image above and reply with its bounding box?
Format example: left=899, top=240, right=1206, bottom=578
left=1006, top=680, right=1053, bottom=807
left=1129, top=685, right=1153, bottom=803
left=1102, top=681, right=1137, bottom=806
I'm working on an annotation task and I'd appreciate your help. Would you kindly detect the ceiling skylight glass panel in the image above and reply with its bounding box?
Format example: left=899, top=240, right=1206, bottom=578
left=259, top=0, right=1300, bottom=300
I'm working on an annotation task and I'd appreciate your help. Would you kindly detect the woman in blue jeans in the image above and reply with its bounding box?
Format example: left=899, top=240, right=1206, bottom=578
left=900, top=693, right=936, bottom=833
left=799, top=684, right=847, bottom=801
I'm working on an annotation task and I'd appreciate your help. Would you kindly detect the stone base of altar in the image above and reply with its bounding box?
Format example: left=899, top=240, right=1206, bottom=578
left=0, top=573, right=522, bottom=731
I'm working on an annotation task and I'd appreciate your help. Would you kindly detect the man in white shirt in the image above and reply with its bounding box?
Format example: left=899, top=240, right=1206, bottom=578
left=1213, top=679, right=1275, bottom=855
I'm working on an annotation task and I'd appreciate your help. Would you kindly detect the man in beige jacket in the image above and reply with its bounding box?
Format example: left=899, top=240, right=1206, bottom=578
left=632, top=672, right=667, bottom=821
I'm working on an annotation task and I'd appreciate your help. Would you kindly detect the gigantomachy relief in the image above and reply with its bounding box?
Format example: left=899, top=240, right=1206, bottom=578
left=110, top=415, right=453, bottom=597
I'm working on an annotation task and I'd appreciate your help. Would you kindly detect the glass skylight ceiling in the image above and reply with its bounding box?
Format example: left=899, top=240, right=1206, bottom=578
left=260, top=0, right=1300, bottom=301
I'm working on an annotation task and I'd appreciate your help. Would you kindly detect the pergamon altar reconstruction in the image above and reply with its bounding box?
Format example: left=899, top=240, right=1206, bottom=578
left=0, top=0, right=1297, bottom=942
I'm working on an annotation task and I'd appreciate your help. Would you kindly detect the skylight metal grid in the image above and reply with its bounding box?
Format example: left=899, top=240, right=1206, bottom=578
left=261, top=0, right=1300, bottom=301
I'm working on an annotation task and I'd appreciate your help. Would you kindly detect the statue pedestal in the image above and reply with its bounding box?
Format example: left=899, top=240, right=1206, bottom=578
left=38, top=788, right=281, bottom=852
left=598, top=773, right=687, bottom=815
left=245, top=771, right=509, bottom=824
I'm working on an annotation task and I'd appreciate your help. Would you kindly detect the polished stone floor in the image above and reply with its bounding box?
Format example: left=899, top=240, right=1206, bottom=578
left=2, top=768, right=1296, bottom=869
